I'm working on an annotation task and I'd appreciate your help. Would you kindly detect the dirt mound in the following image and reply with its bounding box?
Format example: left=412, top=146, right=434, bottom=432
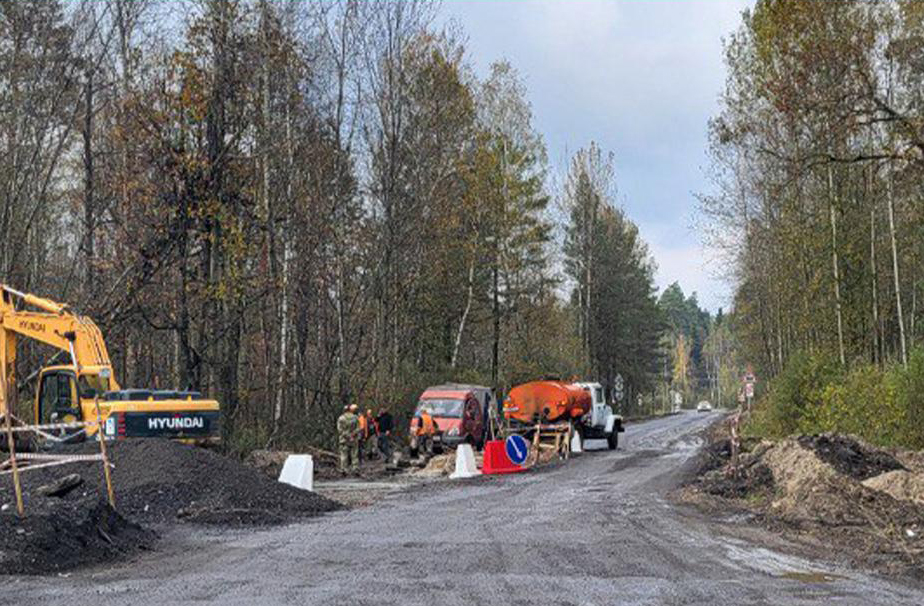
left=797, top=434, right=905, bottom=481
left=755, top=438, right=920, bottom=529
left=685, top=433, right=924, bottom=576
left=1, top=439, right=343, bottom=527
left=245, top=446, right=343, bottom=481
left=696, top=438, right=775, bottom=500
left=697, top=438, right=733, bottom=474
left=864, top=470, right=924, bottom=506
left=0, top=499, right=155, bottom=575
left=701, top=463, right=774, bottom=499
left=893, top=449, right=924, bottom=474
left=761, top=439, right=841, bottom=517
left=244, top=449, right=291, bottom=479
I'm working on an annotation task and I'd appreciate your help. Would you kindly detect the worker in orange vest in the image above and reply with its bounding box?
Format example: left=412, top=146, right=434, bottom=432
left=363, top=408, right=378, bottom=460
left=413, top=407, right=439, bottom=456
left=357, top=410, right=369, bottom=462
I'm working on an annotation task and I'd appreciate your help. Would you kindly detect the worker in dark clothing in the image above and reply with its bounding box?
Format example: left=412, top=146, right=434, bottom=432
left=376, top=408, right=394, bottom=459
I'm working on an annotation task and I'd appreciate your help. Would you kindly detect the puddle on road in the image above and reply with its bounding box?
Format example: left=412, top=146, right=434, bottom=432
left=778, top=571, right=845, bottom=583
left=721, top=539, right=849, bottom=584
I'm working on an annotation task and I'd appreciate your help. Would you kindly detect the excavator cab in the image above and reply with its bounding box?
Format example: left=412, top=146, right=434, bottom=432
left=36, top=368, right=80, bottom=424
left=35, top=366, right=112, bottom=425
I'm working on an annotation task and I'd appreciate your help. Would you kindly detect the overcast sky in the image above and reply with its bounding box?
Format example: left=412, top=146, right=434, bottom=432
left=442, top=0, right=751, bottom=313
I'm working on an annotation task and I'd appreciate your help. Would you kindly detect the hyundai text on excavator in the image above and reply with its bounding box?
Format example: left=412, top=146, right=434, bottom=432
left=0, top=285, right=220, bottom=444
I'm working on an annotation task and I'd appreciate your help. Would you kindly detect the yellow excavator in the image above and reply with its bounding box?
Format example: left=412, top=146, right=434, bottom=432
left=0, top=284, right=220, bottom=444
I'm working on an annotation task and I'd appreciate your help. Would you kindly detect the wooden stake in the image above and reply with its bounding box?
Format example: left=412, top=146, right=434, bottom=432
left=563, top=424, right=571, bottom=460
left=94, top=397, right=115, bottom=508
left=729, top=411, right=740, bottom=478
left=1, top=374, right=24, bottom=517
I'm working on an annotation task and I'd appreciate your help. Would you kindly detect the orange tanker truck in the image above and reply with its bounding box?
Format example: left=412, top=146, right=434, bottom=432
left=503, top=379, right=624, bottom=450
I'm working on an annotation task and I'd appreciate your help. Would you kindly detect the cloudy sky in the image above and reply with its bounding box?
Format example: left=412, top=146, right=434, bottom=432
left=442, top=0, right=751, bottom=313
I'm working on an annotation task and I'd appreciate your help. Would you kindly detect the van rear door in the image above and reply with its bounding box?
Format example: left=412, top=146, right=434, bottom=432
left=463, top=396, right=480, bottom=442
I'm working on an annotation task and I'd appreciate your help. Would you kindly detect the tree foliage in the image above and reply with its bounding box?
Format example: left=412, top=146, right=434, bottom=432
left=703, top=0, right=924, bottom=443
left=1, top=0, right=679, bottom=452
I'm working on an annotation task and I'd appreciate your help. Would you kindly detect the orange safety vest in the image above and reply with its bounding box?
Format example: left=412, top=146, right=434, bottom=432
left=417, top=411, right=435, bottom=436
left=358, top=415, right=368, bottom=437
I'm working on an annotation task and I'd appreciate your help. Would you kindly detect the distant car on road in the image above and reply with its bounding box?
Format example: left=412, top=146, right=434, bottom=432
left=696, top=401, right=713, bottom=413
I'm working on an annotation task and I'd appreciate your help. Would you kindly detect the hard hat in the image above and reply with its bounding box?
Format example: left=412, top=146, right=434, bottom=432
left=366, top=409, right=373, bottom=415
left=349, top=404, right=358, bottom=412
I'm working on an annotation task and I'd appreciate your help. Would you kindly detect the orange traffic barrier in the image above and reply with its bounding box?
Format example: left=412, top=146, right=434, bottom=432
left=481, top=440, right=526, bottom=475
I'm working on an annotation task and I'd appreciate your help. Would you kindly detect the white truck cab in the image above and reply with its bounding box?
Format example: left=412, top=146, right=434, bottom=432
left=575, top=381, right=625, bottom=450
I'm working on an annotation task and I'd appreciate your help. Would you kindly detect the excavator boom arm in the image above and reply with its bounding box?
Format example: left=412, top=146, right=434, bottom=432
left=0, top=285, right=116, bottom=416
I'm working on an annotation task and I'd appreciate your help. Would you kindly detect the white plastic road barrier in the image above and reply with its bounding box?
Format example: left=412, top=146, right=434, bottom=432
left=278, top=454, right=314, bottom=491
left=571, top=431, right=583, bottom=454
left=450, top=444, right=482, bottom=479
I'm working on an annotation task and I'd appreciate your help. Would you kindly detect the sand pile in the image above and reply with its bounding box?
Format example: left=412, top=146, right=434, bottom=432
left=416, top=452, right=457, bottom=477
left=864, top=470, right=924, bottom=507
left=414, top=449, right=489, bottom=477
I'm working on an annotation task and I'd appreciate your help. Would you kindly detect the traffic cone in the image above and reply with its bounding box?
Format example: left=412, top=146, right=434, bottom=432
left=450, top=444, right=481, bottom=479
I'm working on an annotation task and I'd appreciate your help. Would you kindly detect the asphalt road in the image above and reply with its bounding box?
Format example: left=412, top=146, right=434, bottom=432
left=5, top=411, right=924, bottom=605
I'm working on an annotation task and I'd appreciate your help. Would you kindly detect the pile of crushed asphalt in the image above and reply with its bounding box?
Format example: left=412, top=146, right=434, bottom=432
left=683, top=429, right=924, bottom=577
left=3, top=440, right=343, bottom=525
left=0, top=499, right=154, bottom=575
left=0, top=439, right=343, bottom=575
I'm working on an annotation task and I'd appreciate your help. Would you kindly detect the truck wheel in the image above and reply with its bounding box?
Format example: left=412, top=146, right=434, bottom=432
left=607, top=431, right=618, bottom=450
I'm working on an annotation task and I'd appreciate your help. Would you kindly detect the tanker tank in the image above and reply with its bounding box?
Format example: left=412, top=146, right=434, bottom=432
left=503, top=380, right=591, bottom=424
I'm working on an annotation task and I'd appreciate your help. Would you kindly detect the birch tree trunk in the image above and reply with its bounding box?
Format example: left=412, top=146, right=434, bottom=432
left=82, top=66, right=95, bottom=298
left=871, top=207, right=880, bottom=365
left=273, top=66, right=293, bottom=434
left=450, top=257, right=475, bottom=368
left=886, top=170, right=907, bottom=366
left=827, top=164, right=846, bottom=365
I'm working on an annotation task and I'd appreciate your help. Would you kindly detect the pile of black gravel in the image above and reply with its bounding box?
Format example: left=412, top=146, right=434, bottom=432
left=0, top=498, right=155, bottom=575
left=0, top=439, right=342, bottom=575
left=797, top=434, right=905, bottom=481
left=1, top=439, right=342, bottom=526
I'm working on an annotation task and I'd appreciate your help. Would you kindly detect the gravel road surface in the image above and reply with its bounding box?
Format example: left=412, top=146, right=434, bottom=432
left=5, top=411, right=924, bottom=605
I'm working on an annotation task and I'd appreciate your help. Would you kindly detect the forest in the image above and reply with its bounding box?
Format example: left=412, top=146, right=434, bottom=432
left=702, top=0, right=924, bottom=447
left=0, top=0, right=717, bottom=453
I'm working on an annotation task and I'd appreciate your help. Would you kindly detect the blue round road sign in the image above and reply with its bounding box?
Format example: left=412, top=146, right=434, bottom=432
left=505, top=434, right=529, bottom=465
